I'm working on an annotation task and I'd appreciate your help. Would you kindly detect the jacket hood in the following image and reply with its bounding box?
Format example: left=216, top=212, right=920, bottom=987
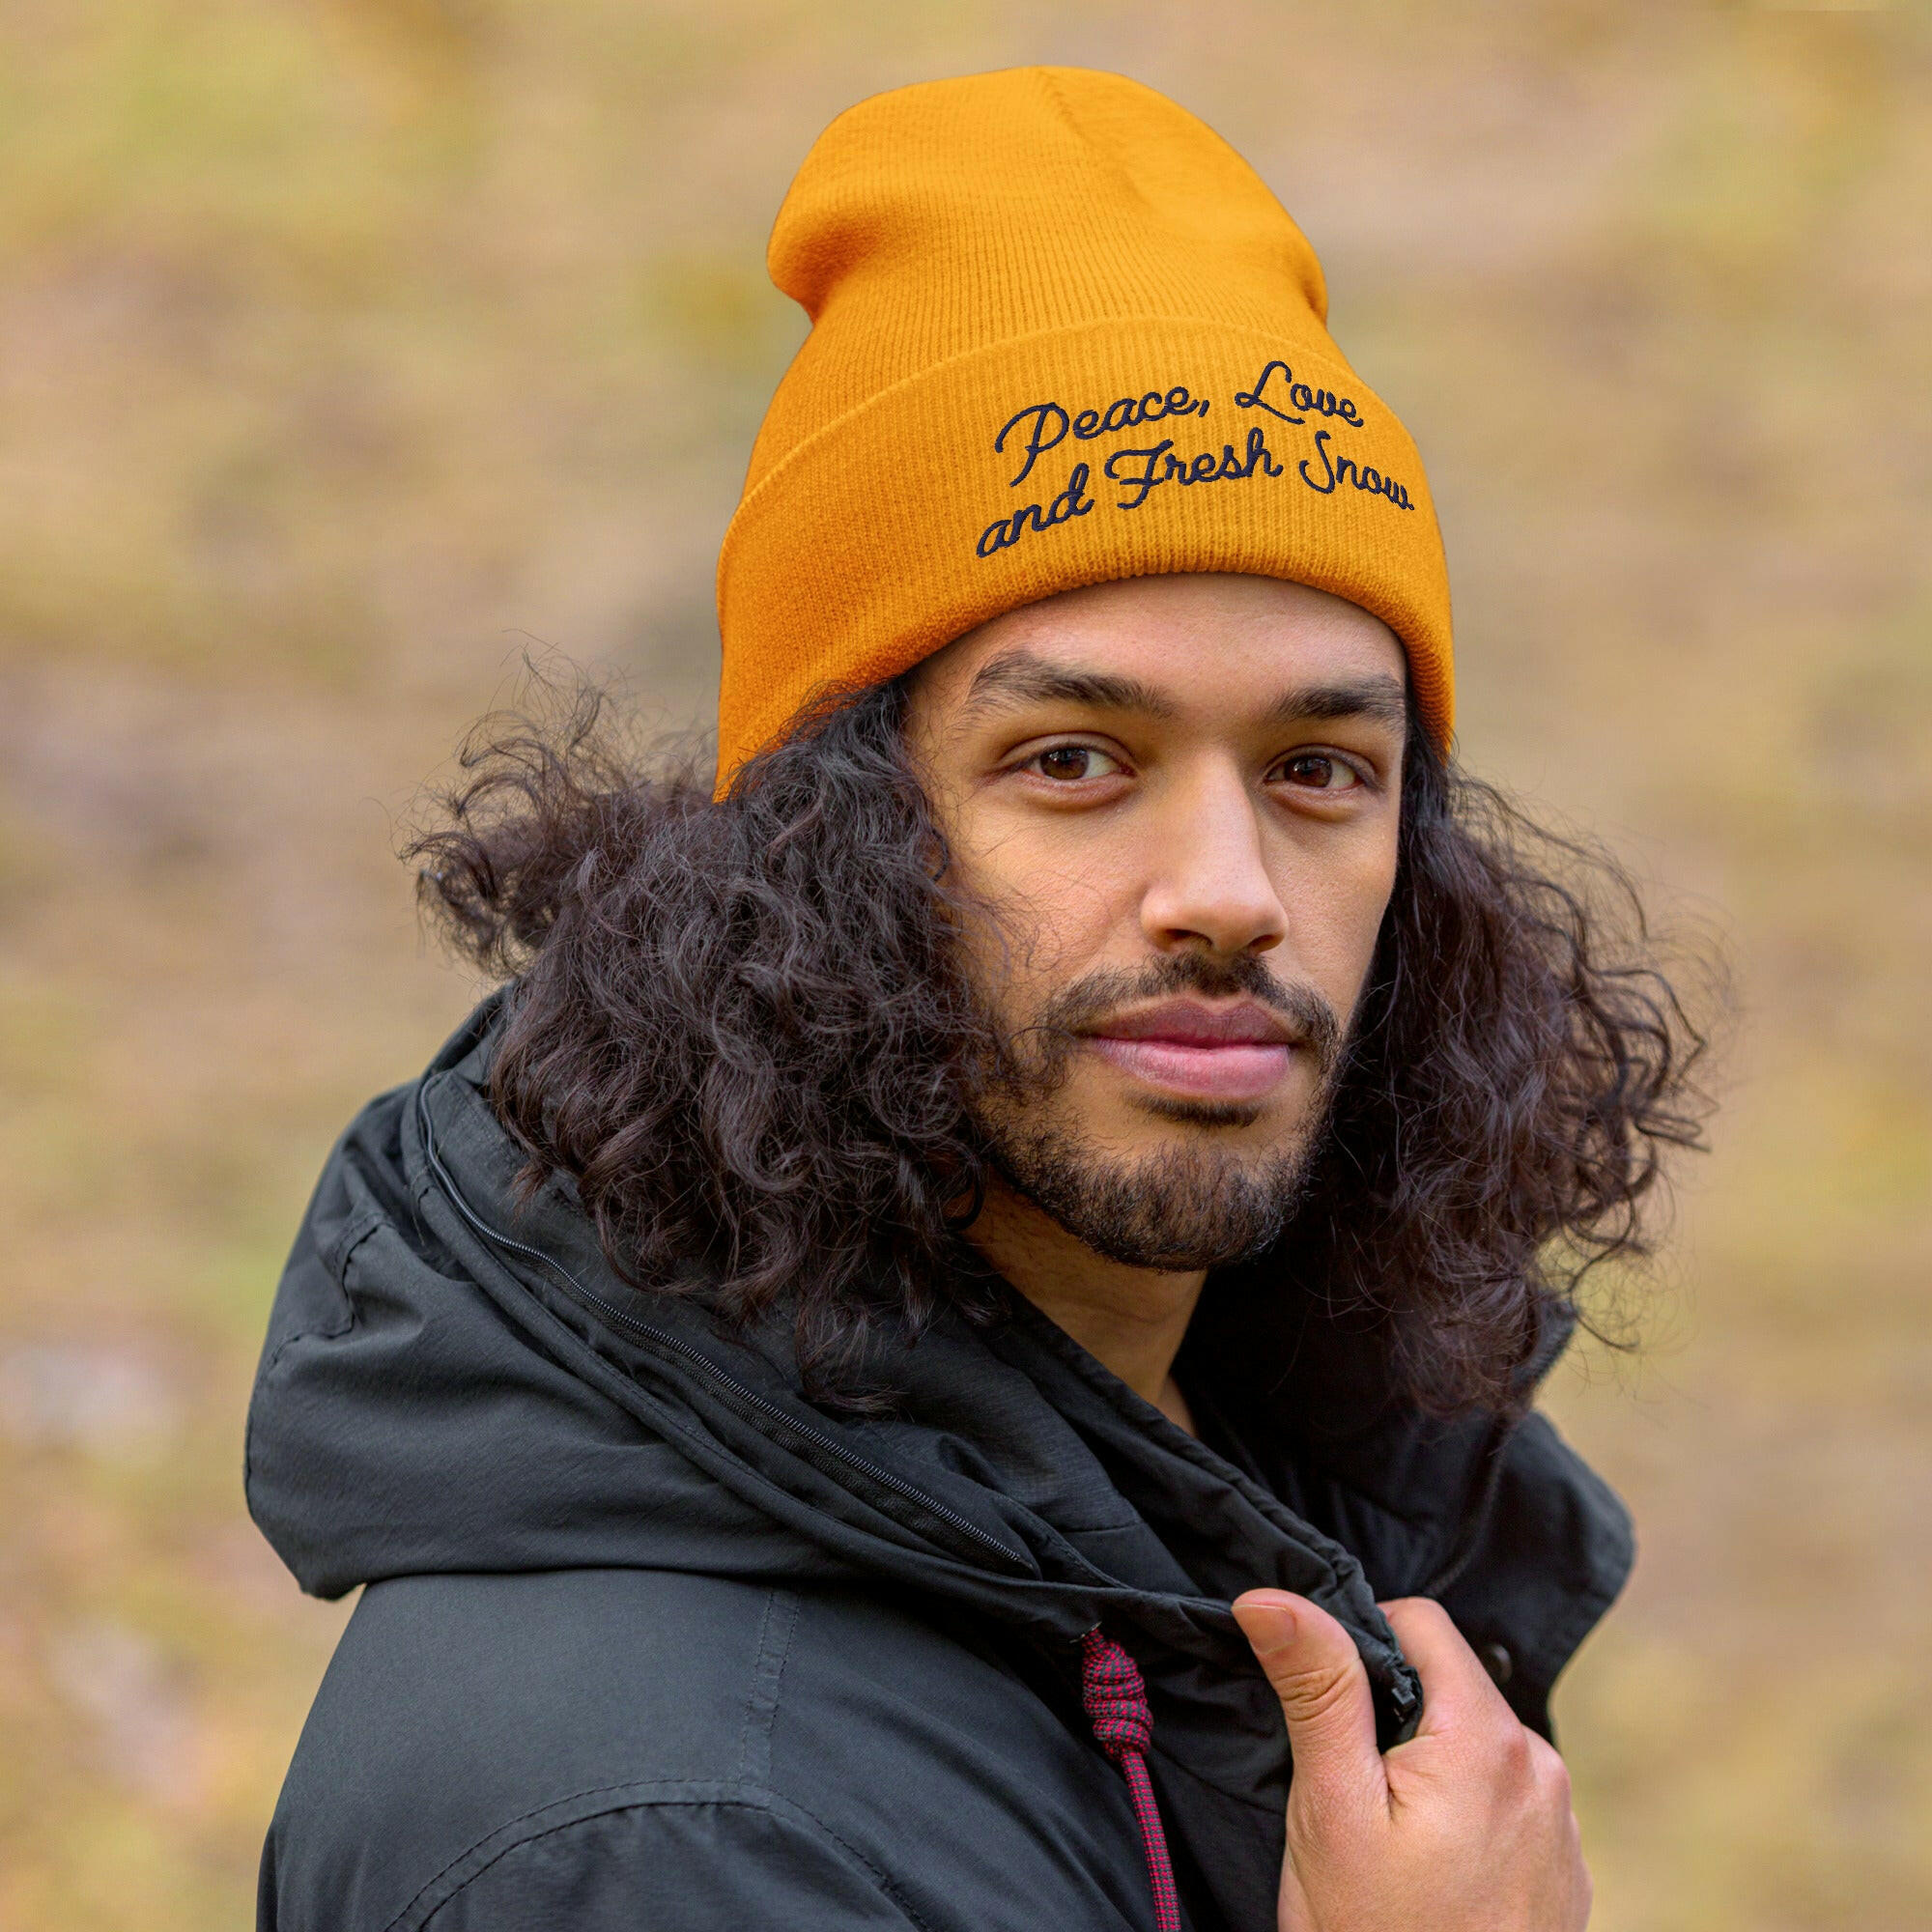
left=248, top=997, right=1632, bottom=1841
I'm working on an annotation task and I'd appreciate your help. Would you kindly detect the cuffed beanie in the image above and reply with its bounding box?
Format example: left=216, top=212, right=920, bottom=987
left=715, top=66, right=1454, bottom=787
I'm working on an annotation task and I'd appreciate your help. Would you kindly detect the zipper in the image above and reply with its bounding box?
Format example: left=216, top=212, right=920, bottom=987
left=412, top=1079, right=1023, bottom=1570
left=1418, top=1302, right=1574, bottom=1601
left=1418, top=1410, right=1513, bottom=1599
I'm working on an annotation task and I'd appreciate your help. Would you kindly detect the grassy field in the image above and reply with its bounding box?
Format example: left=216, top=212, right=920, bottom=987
left=1, top=3, right=1927, bottom=1926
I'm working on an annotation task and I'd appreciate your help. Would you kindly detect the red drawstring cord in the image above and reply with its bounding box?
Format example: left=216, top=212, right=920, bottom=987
left=1080, top=1630, right=1181, bottom=1932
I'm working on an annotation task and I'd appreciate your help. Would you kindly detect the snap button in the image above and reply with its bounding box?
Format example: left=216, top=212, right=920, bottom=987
left=1478, top=1641, right=1514, bottom=1687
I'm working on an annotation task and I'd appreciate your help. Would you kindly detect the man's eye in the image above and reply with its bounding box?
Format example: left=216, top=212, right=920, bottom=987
left=1031, top=745, right=1121, bottom=781
left=1276, top=753, right=1361, bottom=791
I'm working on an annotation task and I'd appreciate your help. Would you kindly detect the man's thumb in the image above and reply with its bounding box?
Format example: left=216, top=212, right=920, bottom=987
left=1232, top=1591, right=1381, bottom=1792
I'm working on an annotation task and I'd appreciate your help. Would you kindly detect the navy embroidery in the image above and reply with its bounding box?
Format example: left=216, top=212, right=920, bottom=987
left=995, top=386, right=1210, bottom=487
left=1297, top=428, right=1414, bottom=510
left=1234, top=360, right=1364, bottom=428
left=1104, top=427, right=1283, bottom=511
left=978, top=462, right=1095, bottom=556
left=976, top=370, right=1412, bottom=561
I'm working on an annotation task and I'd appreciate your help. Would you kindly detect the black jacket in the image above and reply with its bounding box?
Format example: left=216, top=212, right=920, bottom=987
left=248, top=1002, right=1634, bottom=1931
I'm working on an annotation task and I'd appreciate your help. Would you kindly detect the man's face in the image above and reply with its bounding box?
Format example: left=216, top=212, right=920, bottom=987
left=905, top=572, right=1408, bottom=1271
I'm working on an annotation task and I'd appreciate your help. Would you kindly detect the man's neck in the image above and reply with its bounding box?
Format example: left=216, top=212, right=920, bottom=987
left=966, top=1172, right=1204, bottom=1435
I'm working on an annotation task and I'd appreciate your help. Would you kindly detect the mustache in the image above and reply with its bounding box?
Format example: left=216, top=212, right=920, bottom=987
left=1023, top=952, right=1345, bottom=1076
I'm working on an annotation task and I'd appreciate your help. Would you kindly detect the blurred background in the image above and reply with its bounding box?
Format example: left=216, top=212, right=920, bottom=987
left=1, top=2, right=1927, bottom=1926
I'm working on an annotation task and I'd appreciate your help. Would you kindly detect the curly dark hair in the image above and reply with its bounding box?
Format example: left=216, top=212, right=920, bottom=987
left=409, top=670, right=1714, bottom=1415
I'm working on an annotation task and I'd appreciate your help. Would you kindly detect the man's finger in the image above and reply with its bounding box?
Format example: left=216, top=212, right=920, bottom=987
left=1232, top=1590, right=1382, bottom=1800
left=1378, top=1597, right=1517, bottom=1739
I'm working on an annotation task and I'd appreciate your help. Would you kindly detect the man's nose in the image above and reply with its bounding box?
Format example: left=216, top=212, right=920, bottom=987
left=1138, top=761, right=1289, bottom=957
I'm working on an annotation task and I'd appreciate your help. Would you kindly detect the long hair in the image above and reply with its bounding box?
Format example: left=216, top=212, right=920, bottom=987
left=409, top=671, right=1714, bottom=1414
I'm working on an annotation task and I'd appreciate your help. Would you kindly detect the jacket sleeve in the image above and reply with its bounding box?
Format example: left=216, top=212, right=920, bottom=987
left=412, top=1789, right=925, bottom=1932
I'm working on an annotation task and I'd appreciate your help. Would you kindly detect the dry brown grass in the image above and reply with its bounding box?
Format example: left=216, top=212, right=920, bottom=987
left=1, top=3, right=1927, bottom=1925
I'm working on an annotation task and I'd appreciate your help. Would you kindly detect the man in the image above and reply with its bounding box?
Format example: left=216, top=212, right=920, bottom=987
left=250, top=69, right=1706, bottom=1931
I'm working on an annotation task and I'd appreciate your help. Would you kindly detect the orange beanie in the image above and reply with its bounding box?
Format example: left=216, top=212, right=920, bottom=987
left=715, top=67, right=1453, bottom=787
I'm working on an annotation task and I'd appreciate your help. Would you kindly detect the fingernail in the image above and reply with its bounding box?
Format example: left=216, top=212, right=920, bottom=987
left=1233, top=1592, right=1298, bottom=1644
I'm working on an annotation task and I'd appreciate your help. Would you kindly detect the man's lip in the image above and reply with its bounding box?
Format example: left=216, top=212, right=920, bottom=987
left=1082, top=999, right=1298, bottom=1048
left=1076, top=997, right=1308, bottom=1103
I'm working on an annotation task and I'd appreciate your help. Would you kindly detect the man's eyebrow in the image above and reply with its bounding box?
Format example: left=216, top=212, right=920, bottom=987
left=961, top=652, right=1408, bottom=735
left=1262, top=674, right=1409, bottom=731
left=959, top=649, right=1177, bottom=720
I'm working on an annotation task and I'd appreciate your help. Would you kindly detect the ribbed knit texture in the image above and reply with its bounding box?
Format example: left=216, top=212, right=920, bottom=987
left=716, top=67, right=1453, bottom=787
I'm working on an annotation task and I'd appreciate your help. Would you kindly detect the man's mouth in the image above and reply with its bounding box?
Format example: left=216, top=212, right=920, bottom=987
left=1080, top=998, right=1300, bottom=1103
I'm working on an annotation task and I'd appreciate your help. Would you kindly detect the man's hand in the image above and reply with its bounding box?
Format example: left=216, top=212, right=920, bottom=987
left=1232, top=1591, right=1591, bottom=1932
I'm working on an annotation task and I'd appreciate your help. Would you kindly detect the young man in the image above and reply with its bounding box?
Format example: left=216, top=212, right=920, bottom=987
left=250, top=69, right=1706, bottom=1931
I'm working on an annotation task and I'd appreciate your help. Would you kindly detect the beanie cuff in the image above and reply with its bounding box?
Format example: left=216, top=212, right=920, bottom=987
left=716, top=316, right=1453, bottom=786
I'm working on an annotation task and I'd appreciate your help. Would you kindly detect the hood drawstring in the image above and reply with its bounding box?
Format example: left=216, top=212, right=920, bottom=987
left=1079, top=1630, right=1181, bottom=1932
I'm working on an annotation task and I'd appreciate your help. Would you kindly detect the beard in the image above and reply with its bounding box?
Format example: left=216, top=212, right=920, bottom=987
left=970, top=951, right=1348, bottom=1272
